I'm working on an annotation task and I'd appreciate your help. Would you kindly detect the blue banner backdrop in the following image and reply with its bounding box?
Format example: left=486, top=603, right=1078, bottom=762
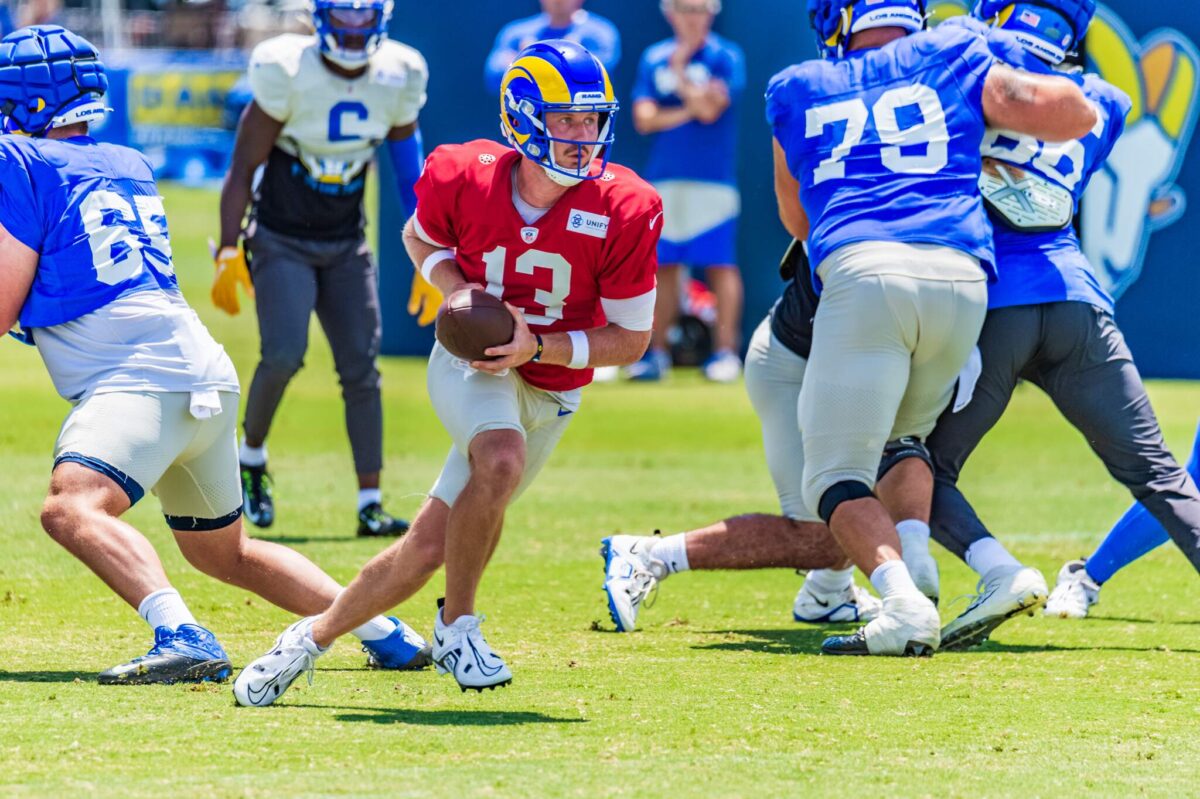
left=378, top=2, right=1200, bottom=378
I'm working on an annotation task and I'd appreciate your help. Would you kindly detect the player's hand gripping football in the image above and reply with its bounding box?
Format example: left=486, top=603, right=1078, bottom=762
left=472, top=302, right=535, bottom=374
left=210, top=242, right=254, bottom=315
left=407, top=271, right=443, bottom=327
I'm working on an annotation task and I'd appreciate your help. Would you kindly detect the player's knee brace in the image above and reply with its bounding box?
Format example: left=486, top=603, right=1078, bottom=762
left=817, top=480, right=875, bottom=525
left=877, top=436, right=933, bottom=482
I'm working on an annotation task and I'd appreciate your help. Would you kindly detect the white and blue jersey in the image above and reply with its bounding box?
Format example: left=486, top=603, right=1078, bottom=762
left=632, top=33, right=745, bottom=187
left=4, top=135, right=176, bottom=329
left=983, top=74, right=1130, bottom=312
left=2, top=135, right=237, bottom=402
left=767, top=25, right=997, bottom=286
left=484, top=10, right=620, bottom=94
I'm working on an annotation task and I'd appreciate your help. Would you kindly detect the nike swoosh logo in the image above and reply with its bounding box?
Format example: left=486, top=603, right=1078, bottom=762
left=467, top=639, right=505, bottom=678
left=812, top=597, right=830, bottom=608
left=649, top=211, right=663, bottom=231
left=557, top=408, right=573, bottom=416
left=244, top=653, right=305, bottom=704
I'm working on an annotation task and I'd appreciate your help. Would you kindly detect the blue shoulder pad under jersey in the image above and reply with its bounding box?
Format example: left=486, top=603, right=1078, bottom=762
left=0, top=136, right=179, bottom=329
left=767, top=25, right=997, bottom=286
left=983, top=74, right=1131, bottom=311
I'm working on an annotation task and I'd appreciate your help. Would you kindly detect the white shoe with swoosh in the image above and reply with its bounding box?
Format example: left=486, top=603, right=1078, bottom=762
left=233, top=617, right=325, bottom=707
left=432, top=610, right=512, bottom=692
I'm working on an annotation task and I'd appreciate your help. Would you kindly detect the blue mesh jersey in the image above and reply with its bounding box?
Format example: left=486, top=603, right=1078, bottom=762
left=767, top=25, right=997, bottom=283
left=484, top=10, right=620, bottom=94
left=632, top=33, right=745, bottom=186
left=983, top=73, right=1131, bottom=312
left=2, top=135, right=178, bottom=329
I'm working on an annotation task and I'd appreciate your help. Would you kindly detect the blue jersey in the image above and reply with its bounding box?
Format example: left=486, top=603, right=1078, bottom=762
left=2, top=136, right=177, bottom=330
left=984, top=74, right=1130, bottom=312
left=767, top=25, right=997, bottom=283
left=632, top=34, right=745, bottom=186
left=484, top=10, right=620, bottom=94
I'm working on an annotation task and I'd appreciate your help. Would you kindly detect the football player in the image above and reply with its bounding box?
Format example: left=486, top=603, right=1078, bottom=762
left=769, top=0, right=1096, bottom=656
left=602, top=240, right=944, bottom=631
left=923, top=1, right=1200, bottom=647
left=626, top=0, right=746, bottom=383
left=233, top=40, right=663, bottom=704
left=484, top=0, right=620, bottom=94
left=0, top=25, right=429, bottom=684
left=1046, top=420, right=1200, bottom=617
left=213, top=0, right=427, bottom=537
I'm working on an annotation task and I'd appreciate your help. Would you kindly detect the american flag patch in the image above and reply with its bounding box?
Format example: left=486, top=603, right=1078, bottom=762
left=1019, top=9, right=1042, bottom=26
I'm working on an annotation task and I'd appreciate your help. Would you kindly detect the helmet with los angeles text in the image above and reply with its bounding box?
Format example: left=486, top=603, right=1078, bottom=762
left=0, top=25, right=108, bottom=136
left=973, top=1, right=1096, bottom=64
left=808, top=0, right=926, bottom=59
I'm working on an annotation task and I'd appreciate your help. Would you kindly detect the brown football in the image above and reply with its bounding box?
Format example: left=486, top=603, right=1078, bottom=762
left=435, top=289, right=515, bottom=361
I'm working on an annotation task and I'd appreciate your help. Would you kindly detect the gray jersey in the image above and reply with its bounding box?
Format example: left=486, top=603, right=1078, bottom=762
left=33, top=289, right=240, bottom=403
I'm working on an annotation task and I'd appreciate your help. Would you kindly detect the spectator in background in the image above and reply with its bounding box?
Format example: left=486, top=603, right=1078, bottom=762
left=627, top=0, right=744, bottom=383
left=484, top=0, right=619, bottom=94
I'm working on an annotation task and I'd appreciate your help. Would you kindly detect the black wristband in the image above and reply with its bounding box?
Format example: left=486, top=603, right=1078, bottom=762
left=531, top=333, right=544, bottom=362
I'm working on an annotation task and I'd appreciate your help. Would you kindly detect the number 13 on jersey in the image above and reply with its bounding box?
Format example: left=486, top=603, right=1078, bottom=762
left=481, top=245, right=574, bottom=326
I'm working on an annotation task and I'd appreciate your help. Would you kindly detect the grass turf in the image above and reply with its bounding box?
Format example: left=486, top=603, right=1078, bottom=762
left=1, top=185, right=1199, bottom=797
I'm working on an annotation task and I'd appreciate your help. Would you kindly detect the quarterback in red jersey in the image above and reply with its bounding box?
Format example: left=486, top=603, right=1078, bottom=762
left=233, top=40, right=661, bottom=703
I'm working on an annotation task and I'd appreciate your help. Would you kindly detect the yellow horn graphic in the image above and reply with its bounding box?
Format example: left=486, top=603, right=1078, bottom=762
left=1088, top=14, right=1144, bottom=124
left=1142, top=40, right=1198, bottom=141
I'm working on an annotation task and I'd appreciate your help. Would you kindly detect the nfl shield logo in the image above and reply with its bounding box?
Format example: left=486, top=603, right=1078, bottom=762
left=521, top=226, right=538, bottom=244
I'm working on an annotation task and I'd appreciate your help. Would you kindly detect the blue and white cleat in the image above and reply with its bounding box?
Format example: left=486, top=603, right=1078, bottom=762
left=233, top=617, right=325, bottom=707
left=431, top=609, right=512, bottom=692
left=624, top=349, right=670, bottom=382
left=99, top=624, right=232, bottom=685
left=1044, top=559, right=1100, bottom=619
left=941, top=565, right=1048, bottom=650
left=362, top=616, right=433, bottom=670
left=600, top=535, right=665, bottom=632
left=793, top=580, right=881, bottom=624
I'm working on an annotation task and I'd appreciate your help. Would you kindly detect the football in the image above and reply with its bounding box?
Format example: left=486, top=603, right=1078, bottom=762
left=435, top=288, right=516, bottom=361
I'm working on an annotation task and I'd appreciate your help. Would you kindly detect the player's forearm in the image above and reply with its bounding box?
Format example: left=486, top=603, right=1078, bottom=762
left=538, top=325, right=651, bottom=369
left=402, top=217, right=467, bottom=294
left=633, top=101, right=694, bottom=135
left=218, top=170, right=254, bottom=249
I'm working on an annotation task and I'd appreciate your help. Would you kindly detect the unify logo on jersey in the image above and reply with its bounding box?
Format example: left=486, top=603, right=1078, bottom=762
left=567, top=209, right=609, bottom=239
left=521, top=226, right=539, bottom=244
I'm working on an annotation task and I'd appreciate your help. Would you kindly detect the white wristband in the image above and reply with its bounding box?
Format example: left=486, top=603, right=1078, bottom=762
left=420, top=249, right=455, bottom=284
left=567, top=330, right=590, bottom=369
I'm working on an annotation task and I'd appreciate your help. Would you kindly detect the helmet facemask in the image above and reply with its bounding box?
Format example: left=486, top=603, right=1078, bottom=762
left=503, top=91, right=617, bottom=186
left=312, top=0, right=393, bottom=69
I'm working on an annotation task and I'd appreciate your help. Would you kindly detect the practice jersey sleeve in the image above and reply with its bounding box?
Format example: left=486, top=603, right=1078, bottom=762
left=940, top=26, right=997, bottom=127
left=411, top=147, right=461, bottom=248
left=389, top=48, right=429, bottom=128
left=598, top=195, right=662, bottom=301
left=247, top=42, right=293, bottom=122
left=715, top=41, right=746, bottom=101
left=0, top=151, right=43, bottom=252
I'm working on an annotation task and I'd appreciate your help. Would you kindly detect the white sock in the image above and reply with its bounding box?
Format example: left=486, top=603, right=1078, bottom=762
left=869, top=559, right=921, bottom=599
left=896, top=519, right=930, bottom=547
left=357, top=488, right=382, bottom=512
left=805, top=566, right=854, bottom=594
left=649, top=533, right=690, bottom=575
left=240, top=438, right=267, bottom=467
left=965, top=537, right=1023, bottom=582
left=351, top=615, right=397, bottom=642
left=137, top=588, right=198, bottom=631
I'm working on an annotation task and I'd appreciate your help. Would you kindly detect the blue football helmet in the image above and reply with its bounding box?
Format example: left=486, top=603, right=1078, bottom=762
left=0, top=25, right=108, bottom=136
left=312, top=0, right=393, bottom=69
left=499, top=40, right=619, bottom=187
left=973, top=1, right=1095, bottom=64
left=808, top=0, right=927, bottom=59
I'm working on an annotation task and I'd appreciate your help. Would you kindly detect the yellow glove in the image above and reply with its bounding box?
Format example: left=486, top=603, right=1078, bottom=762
left=211, top=244, right=253, bottom=316
left=407, top=270, right=443, bottom=327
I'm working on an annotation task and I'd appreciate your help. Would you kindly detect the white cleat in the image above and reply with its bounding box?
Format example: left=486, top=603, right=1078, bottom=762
left=793, top=580, right=882, bottom=624
left=899, top=531, right=940, bottom=605
left=233, top=617, right=325, bottom=707
left=940, top=566, right=1048, bottom=650
left=432, top=611, right=512, bottom=692
left=600, top=535, right=666, bottom=632
left=822, top=593, right=940, bottom=656
left=1044, top=559, right=1100, bottom=619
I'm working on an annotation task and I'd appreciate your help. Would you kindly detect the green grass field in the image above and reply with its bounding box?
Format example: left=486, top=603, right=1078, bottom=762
left=2, top=186, right=1199, bottom=797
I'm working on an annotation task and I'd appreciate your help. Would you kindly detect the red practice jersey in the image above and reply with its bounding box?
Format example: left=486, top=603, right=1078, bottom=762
left=413, top=139, right=662, bottom=392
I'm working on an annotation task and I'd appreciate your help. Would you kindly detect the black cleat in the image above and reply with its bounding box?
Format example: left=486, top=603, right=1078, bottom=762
left=821, top=629, right=935, bottom=657
left=98, top=625, right=233, bottom=685
left=241, top=463, right=275, bottom=528
left=357, top=502, right=409, bottom=537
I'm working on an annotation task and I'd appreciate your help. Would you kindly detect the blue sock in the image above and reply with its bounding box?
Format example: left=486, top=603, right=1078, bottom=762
left=1086, top=419, right=1200, bottom=584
